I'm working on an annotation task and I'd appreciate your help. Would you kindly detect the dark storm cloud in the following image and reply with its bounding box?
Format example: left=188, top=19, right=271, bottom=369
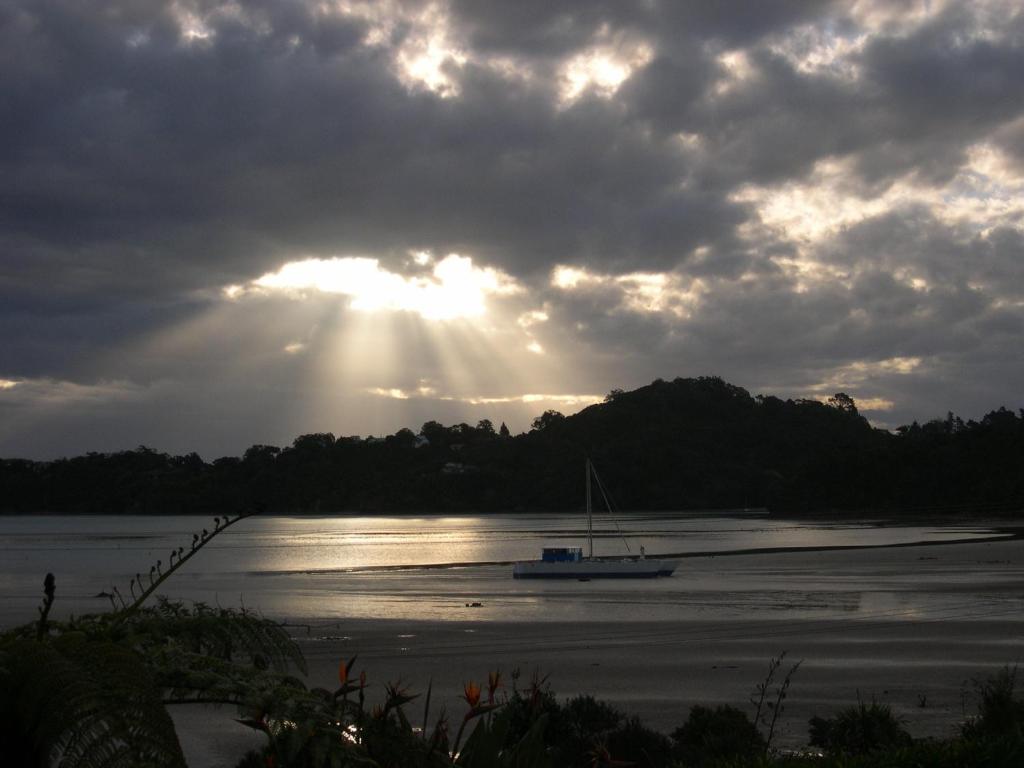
left=622, top=4, right=1024, bottom=192
left=450, top=0, right=839, bottom=55
left=545, top=209, right=1024, bottom=429
left=1, top=0, right=1023, bottom=457
left=851, top=8, right=1024, bottom=186
left=0, top=0, right=746, bottom=298
left=823, top=211, right=1024, bottom=300
left=4, top=0, right=847, bottom=276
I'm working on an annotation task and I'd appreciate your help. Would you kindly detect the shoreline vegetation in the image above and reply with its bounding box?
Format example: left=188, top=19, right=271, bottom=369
left=1, top=376, right=1023, bottom=518
left=3, top=515, right=1024, bottom=767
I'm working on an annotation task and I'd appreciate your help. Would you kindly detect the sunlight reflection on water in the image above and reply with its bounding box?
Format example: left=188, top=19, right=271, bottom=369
left=0, top=513, right=1010, bottom=626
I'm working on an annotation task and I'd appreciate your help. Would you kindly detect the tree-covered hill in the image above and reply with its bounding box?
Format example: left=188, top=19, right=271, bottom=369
left=1, top=377, right=1022, bottom=516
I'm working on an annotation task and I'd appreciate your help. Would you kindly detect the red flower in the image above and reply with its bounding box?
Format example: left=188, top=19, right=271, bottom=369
left=462, top=680, right=481, bottom=709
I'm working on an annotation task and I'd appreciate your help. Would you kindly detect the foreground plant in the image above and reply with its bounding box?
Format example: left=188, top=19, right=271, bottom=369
left=752, top=651, right=803, bottom=752
left=808, top=698, right=911, bottom=756
left=0, top=613, right=187, bottom=768
left=0, top=512, right=309, bottom=768
left=672, top=705, right=765, bottom=767
left=961, top=666, right=1024, bottom=741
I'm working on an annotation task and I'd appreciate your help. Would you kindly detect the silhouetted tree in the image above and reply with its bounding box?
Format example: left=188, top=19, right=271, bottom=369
left=828, top=392, right=858, bottom=414
left=531, top=410, right=565, bottom=431
left=419, top=420, right=446, bottom=446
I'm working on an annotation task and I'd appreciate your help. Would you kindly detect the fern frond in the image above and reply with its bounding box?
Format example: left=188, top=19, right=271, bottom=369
left=0, top=635, right=187, bottom=768
left=124, top=598, right=306, bottom=676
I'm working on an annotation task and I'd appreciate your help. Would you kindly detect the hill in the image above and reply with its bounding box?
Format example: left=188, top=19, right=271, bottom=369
left=1, top=376, right=1022, bottom=515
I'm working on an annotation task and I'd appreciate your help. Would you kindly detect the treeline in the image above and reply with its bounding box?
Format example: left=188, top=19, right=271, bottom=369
left=1, top=376, right=1022, bottom=516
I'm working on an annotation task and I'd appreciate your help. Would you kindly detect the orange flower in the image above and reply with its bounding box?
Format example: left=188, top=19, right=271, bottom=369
left=487, top=670, right=502, bottom=703
left=462, top=680, right=481, bottom=708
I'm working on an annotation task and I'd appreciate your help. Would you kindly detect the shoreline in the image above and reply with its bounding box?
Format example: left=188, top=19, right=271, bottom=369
left=248, top=528, right=1019, bottom=576
left=162, top=535, right=1024, bottom=765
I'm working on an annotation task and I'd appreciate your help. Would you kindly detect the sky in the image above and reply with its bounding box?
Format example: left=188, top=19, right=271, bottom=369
left=2, top=0, right=1023, bottom=460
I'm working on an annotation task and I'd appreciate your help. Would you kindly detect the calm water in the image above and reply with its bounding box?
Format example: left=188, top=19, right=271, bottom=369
left=0, top=513, right=1004, bottom=627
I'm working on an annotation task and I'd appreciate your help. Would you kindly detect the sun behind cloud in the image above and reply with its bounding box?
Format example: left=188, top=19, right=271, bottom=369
left=232, top=253, right=521, bottom=321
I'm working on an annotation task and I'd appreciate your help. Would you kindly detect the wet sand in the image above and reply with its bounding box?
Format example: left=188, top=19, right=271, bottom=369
left=173, top=536, right=1024, bottom=766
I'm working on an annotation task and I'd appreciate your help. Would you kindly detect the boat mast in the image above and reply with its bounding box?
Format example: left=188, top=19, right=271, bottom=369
left=586, top=458, right=593, bottom=559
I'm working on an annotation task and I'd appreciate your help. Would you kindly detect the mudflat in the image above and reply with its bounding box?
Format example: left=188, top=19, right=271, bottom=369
left=173, top=535, right=1024, bottom=766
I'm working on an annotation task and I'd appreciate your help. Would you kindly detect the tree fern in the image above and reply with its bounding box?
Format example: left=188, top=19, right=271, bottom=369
left=0, top=512, right=312, bottom=768
left=0, top=635, right=186, bottom=768
left=137, top=597, right=306, bottom=674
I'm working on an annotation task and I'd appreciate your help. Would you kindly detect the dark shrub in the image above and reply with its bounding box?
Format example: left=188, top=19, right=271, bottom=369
left=606, top=715, right=673, bottom=768
left=505, top=686, right=562, bottom=746
left=506, top=688, right=625, bottom=767
left=563, top=694, right=623, bottom=737
left=233, top=750, right=265, bottom=768
left=809, top=700, right=911, bottom=755
left=962, top=666, right=1024, bottom=741
left=671, top=704, right=766, bottom=766
left=548, top=694, right=625, bottom=765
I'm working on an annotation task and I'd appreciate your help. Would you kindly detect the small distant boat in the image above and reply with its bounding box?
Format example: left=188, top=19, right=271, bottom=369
left=512, top=459, right=678, bottom=579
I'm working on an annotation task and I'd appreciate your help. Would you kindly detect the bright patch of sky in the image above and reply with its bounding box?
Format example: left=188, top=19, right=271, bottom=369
left=464, top=392, right=603, bottom=407
left=367, top=387, right=409, bottom=400
left=0, top=378, right=145, bottom=404
left=559, top=29, right=652, bottom=104
left=392, top=3, right=466, bottom=97
left=794, top=357, right=925, bottom=416
left=551, top=266, right=705, bottom=318
left=767, top=24, right=867, bottom=81
left=235, top=253, right=521, bottom=320
left=808, top=357, right=923, bottom=403
left=712, top=50, right=759, bottom=96
left=517, top=310, right=549, bottom=328
left=331, top=1, right=652, bottom=99
left=169, top=0, right=265, bottom=45
left=732, top=143, right=1024, bottom=297
left=734, top=146, right=1024, bottom=247
left=365, top=386, right=602, bottom=408
left=808, top=394, right=895, bottom=412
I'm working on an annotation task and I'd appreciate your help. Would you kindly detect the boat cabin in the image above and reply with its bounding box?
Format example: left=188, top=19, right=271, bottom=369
left=541, top=546, right=583, bottom=563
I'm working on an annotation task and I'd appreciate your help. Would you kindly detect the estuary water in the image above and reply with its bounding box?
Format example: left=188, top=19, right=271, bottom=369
left=0, top=512, right=1006, bottom=628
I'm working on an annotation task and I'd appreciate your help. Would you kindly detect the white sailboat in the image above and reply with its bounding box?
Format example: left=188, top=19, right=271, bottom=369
left=512, top=459, right=678, bottom=579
